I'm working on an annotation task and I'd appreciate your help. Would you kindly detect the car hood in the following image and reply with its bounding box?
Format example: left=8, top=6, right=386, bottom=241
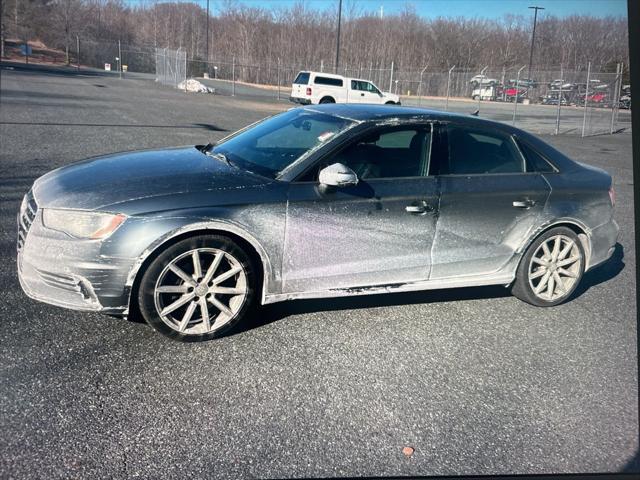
left=32, top=146, right=271, bottom=214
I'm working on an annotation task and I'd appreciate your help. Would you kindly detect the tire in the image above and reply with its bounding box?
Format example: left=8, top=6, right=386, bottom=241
left=319, top=96, right=335, bottom=104
left=472, top=95, right=479, bottom=100
left=137, top=234, right=257, bottom=341
left=385, top=101, right=396, bottom=105
left=511, top=226, right=585, bottom=307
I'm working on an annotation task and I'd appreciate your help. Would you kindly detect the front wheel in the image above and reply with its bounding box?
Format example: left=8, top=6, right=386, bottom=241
left=138, top=234, right=257, bottom=341
left=511, top=227, right=585, bottom=306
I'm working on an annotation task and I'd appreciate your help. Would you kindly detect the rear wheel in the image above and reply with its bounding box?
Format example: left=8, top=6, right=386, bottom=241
left=138, top=234, right=256, bottom=341
left=319, top=96, right=335, bottom=104
left=385, top=101, right=396, bottom=105
left=511, top=227, right=585, bottom=306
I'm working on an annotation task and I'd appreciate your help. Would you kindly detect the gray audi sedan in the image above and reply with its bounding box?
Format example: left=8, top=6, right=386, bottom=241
left=17, top=104, right=618, bottom=341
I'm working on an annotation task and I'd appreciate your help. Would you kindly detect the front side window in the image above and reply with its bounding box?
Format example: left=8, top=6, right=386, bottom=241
left=299, top=125, right=431, bottom=181
left=439, top=125, right=525, bottom=175
left=212, top=110, right=354, bottom=179
left=365, top=82, right=381, bottom=94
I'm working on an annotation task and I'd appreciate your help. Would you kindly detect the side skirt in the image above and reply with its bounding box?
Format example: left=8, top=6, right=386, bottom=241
left=262, top=273, right=515, bottom=305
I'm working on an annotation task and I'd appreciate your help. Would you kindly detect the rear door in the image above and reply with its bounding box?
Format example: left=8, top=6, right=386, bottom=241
left=429, top=122, right=551, bottom=279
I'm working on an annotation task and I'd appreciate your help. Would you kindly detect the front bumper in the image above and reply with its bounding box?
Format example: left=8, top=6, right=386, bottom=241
left=17, top=196, right=134, bottom=315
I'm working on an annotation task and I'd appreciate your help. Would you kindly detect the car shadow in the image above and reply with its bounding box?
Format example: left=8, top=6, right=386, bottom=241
left=228, top=242, right=626, bottom=337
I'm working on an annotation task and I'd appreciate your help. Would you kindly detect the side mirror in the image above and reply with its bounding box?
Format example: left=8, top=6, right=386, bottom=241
left=318, top=163, right=359, bottom=187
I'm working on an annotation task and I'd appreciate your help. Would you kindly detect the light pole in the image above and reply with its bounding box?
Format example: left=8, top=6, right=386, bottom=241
left=206, top=0, right=210, bottom=69
left=335, top=0, right=342, bottom=73
left=527, top=6, right=544, bottom=82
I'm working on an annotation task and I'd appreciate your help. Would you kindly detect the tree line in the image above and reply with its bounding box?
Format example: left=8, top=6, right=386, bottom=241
left=1, top=0, right=629, bottom=81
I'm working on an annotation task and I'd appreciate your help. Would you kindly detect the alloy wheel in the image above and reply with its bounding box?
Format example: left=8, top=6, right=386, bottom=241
left=528, top=234, right=583, bottom=302
left=153, top=248, right=248, bottom=335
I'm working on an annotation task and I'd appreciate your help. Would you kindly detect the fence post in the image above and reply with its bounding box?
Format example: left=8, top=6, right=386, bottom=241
left=417, top=64, right=428, bottom=107
left=554, top=64, right=563, bottom=135
left=477, top=66, right=487, bottom=112
left=445, top=65, right=455, bottom=111
left=610, top=62, right=621, bottom=134
left=76, top=35, right=80, bottom=72
left=320, top=59, right=324, bottom=73
left=388, top=61, right=394, bottom=92
left=581, top=62, right=591, bottom=137
left=232, top=57, right=236, bottom=96
left=512, top=65, right=525, bottom=125
left=277, top=57, right=281, bottom=101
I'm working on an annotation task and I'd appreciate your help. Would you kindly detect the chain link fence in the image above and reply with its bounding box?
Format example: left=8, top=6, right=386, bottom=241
left=2, top=36, right=630, bottom=136
left=156, top=47, right=187, bottom=88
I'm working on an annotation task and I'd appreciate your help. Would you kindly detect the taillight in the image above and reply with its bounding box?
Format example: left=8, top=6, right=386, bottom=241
left=609, top=185, right=615, bottom=206
left=306, top=87, right=312, bottom=96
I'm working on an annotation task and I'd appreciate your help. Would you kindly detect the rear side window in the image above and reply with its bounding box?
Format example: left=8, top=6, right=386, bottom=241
left=314, top=76, right=343, bottom=87
left=440, top=125, right=525, bottom=175
left=293, top=72, right=310, bottom=85
left=517, top=139, right=557, bottom=173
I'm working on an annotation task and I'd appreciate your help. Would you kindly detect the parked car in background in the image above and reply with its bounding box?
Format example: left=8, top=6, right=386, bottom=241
left=469, top=74, right=498, bottom=87
left=503, top=85, right=528, bottom=102
left=471, top=84, right=500, bottom=100
left=17, top=104, right=618, bottom=341
left=508, top=78, right=538, bottom=89
left=290, top=71, right=400, bottom=105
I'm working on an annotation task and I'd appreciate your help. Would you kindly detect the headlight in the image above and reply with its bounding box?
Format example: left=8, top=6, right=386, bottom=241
left=42, top=209, right=126, bottom=240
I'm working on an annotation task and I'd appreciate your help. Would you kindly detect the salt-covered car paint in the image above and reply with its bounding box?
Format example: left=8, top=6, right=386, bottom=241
left=17, top=105, right=618, bottom=318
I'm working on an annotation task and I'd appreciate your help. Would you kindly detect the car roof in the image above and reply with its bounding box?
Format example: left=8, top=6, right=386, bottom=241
left=300, top=103, right=515, bottom=132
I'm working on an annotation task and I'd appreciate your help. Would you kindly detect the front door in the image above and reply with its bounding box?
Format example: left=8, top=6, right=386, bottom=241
left=429, top=123, right=551, bottom=279
left=282, top=124, right=439, bottom=293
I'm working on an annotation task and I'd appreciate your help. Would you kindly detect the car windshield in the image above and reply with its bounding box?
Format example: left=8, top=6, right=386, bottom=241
left=211, top=109, right=355, bottom=179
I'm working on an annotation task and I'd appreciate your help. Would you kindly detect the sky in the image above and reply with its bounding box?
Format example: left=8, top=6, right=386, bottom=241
left=166, top=0, right=628, bottom=19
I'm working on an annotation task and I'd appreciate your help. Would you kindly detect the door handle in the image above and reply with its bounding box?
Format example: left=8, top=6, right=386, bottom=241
left=512, top=199, right=536, bottom=209
left=406, top=201, right=435, bottom=214
left=361, top=93, right=365, bottom=96
left=406, top=205, right=426, bottom=213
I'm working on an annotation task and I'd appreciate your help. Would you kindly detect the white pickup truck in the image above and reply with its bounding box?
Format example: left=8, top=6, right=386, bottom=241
left=290, top=71, right=401, bottom=105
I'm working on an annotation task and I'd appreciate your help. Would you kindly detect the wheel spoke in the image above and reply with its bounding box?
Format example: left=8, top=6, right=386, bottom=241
left=192, top=251, right=202, bottom=279
left=209, top=295, right=234, bottom=317
left=542, top=242, right=552, bottom=259
left=552, top=271, right=566, bottom=294
left=558, top=267, right=578, bottom=278
left=530, top=268, right=547, bottom=279
left=551, top=237, right=561, bottom=261
left=558, top=255, right=580, bottom=268
left=212, top=265, right=243, bottom=285
left=156, top=285, right=190, bottom=294
left=199, top=297, right=211, bottom=331
left=534, top=271, right=551, bottom=294
left=178, top=301, right=198, bottom=332
left=547, top=275, right=556, bottom=299
left=532, top=256, right=549, bottom=267
left=161, top=292, right=196, bottom=316
left=210, top=286, right=246, bottom=295
left=557, top=240, right=575, bottom=261
left=169, top=264, right=196, bottom=286
left=202, top=252, right=224, bottom=284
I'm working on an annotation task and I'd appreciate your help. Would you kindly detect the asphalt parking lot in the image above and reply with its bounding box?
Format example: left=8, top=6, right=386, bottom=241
left=0, top=62, right=638, bottom=478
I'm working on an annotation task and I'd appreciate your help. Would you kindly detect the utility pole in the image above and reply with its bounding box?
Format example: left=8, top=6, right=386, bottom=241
left=527, top=6, right=545, bottom=81
left=335, top=0, right=342, bottom=73
left=206, top=0, right=210, bottom=69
